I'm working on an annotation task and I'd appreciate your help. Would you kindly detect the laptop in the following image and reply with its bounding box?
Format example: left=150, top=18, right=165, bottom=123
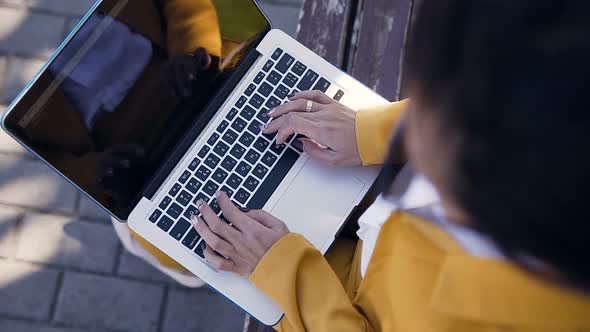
left=1, top=0, right=387, bottom=325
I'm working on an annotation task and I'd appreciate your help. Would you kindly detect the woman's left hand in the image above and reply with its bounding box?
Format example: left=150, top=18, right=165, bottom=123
left=190, top=191, right=290, bottom=276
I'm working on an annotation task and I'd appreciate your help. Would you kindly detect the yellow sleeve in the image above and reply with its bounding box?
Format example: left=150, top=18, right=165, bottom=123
left=162, top=0, right=223, bottom=57
left=250, top=234, right=375, bottom=332
left=355, top=99, right=409, bottom=165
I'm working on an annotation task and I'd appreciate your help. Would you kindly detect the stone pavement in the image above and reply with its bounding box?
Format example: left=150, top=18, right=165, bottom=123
left=0, top=1, right=301, bottom=331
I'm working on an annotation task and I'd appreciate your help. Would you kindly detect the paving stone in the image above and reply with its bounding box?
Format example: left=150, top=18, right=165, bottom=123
left=162, top=287, right=244, bottom=332
left=15, top=213, right=119, bottom=273
left=0, top=103, right=29, bottom=154
left=78, top=195, right=110, bottom=223
left=117, top=249, right=176, bottom=284
left=0, top=204, right=23, bottom=258
left=0, top=319, right=104, bottom=332
left=0, top=260, right=60, bottom=320
left=2, top=0, right=96, bottom=16
left=0, top=154, right=77, bottom=213
left=0, top=7, right=65, bottom=58
left=1, top=56, right=47, bottom=104
left=55, top=272, right=165, bottom=332
left=259, top=3, right=300, bottom=36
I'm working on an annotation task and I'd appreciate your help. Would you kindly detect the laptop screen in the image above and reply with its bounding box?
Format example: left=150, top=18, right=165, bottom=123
left=2, top=0, right=270, bottom=220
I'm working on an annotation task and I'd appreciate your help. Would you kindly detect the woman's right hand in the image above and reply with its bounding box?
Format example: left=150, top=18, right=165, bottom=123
left=262, top=91, right=362, bottom=166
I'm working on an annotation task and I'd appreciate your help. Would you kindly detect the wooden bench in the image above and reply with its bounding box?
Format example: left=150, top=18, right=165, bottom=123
left=243, top=0, right=416, bottom=330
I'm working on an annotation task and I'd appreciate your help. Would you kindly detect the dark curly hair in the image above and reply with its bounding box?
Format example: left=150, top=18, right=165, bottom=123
left=383, top=0, right=590, bottom=288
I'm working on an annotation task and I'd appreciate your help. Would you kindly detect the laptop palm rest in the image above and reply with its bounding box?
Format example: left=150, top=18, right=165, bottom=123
left=269, top=159, right=364, bottom=250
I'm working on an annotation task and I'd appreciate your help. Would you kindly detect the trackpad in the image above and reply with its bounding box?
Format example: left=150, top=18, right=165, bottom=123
left=270, top=160, right=363, bottom=250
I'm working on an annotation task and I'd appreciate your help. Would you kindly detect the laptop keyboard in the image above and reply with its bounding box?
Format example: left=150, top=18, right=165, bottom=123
left=148, top=48, right=345, bottom=260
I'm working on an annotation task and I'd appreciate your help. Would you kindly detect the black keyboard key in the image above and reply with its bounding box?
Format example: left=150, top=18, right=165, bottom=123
left=274, top=84, right=290, bottom=100
left=230, top=144, right=246, bottom=159
left=188, top=158, right=200, bottom=171
left=239, top=132, right=255, bottom=147
left=245, top=84, right=256, bottom=96
left=283, top=73, right=298, bottom=87
left=292, top=61, right=307, bottom=76
left=159, top=196, right=172, bottom=210
left=253, top=137, right=270, bottom=153
left=176, top=190, right=193, bottom=206
left=291, top=137, right=304, bottom=152
left=203, top=181, right=219, bottom=196
left=257, top=109, right=271, bottom=123
left=226, top=108, right=239, bottom=121
left=271, top=48, right=283, bottom=60
left=170, top=218, right=191, bottom=241
left=179, top=171, right=191, bottom=184
left=297, top=69, right=319, bottom=90
left=265, top=96, right=281, bottom=109
left=262, top=131, right=276, bottom=141
left=254, top=71, right=265, bottom=84
left=334, top=89, right=345, bottom=101
left=182, top=228, right=201, bottom=249
left=261, top=152, right=278, bottom=167
left=195, top=166, right=212, bottom=181
left=198, top=145, right=210, bottom=158
left=313, top=77, right=331, bottom=92
left=253, top=164, right=269, bottom=179
left=236, top=162, right=252, bottom=177
left=231, top=117, right=248, bottom=132
left=266, top=70, right=282, bottom=85
left=168, top=184, right=182, bottom=197
left=186, top=178, right=202, bottom=194
left=204, top=154, right=220, bottom=169
left=241, top=106, right=256, bottom=120
left=183, top=205, right=199, bottom=220
left=194, top=193, right=210, bottom=204
left=167, top=203, right=183, bottom=219
left=235, top=96, right=247, bottom=108
left=221, top=156, right=237, bottom=172
left=270, top=143, right=286, bottom=155
left=213, top=141, right=230, bottom=157
left=216, top=120, right=229, bottom=134
left=276, top=53, right=295, bottom=73
left=249, top=94, right=265, bottom=109
left=262, top=59, right=274, bottom=72
left=212, top=168, right=229, bottom=184
left=220, top=186, right=235, bottom=198
left=222, top=129, right=239, bottom=144
left=235, top=189, right=251, bottom=205
left=209, top=199, right=221, bottom=214
left=149, top=210, right=162, bottom=223
left=245, top=149, right=261, bottom=164
left=157, top=215, right=174, bottom=232
left=244, top=176, right=260, bottom=192
left=207, top=133, right=220, bottom=145
left=226, top=174, right=243, bottom=189
left=195, top=241, right=206, bottom=258
left=258, top=82, right=273, bottom=97
left=248, top=120, right=264, bottom=135
left=248, top=148, right=300, bottom=209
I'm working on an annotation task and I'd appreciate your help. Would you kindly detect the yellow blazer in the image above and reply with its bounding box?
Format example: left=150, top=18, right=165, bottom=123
left=249, top=100, right=590, bottom=331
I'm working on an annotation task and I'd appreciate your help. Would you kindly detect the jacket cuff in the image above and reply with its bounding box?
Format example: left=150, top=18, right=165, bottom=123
left=355, top=100, right=408, bottom=165
left=250, top=233, right=312, bottom=290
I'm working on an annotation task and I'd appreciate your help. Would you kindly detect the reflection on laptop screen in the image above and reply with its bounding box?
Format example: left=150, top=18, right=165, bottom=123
left=3, top=0, right=270, bottom=219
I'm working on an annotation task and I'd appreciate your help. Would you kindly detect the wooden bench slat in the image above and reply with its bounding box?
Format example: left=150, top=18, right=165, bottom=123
left=349, top=0, right=414, bottom=101
left=296, top=0, right=355, bottom=68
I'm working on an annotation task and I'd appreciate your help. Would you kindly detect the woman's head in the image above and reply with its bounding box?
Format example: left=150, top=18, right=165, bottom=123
left=393, top=0, right=590, bottom=289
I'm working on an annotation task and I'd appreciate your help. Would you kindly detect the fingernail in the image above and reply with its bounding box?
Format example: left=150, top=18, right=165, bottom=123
left=259, top=123, right=267, bottom=132
left=268, top=108, right=275, bottom=116
left=196, top=199, right=205, bottom=209
left=287, top=93, right=296, bottom=99
left=215, top=190, right=221, bottom=199
left=190, top=215, right=199, bottom=225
